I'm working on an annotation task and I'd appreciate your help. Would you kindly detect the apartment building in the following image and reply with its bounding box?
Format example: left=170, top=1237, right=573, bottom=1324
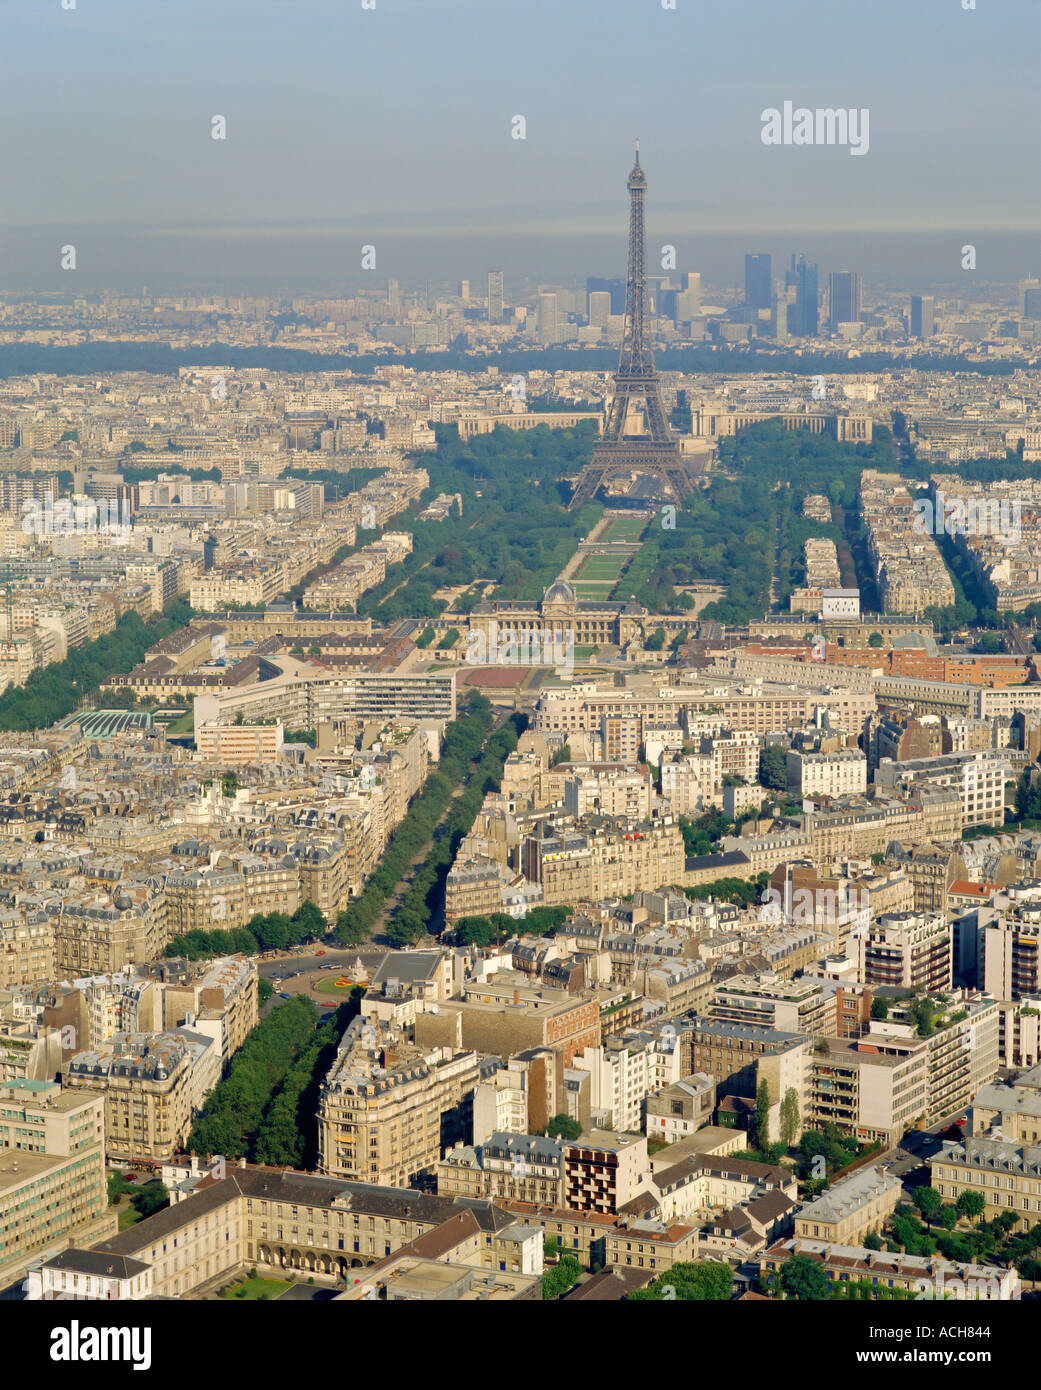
left=571, top=1031, right=683, bottom=1133
left=793, top=791, right=963, bottom=867
left=787, top=749, right=867, bottom=798
left=520, top=816, right=685, bottom=908
left=969, top=1068, right=1041, bottom=1145
left=163, top=859, right=300, bottom=935
left=688, top=1019, right=810, bottom=1111
left=981, top=913, right=1041, bottom=1000
left=563, top=765, right=652, bottom=821
left=709, top=974, right=839, bottom=1038
left=563, top=1131, right=648, bottom=1215
left=436, top=1133, right=564, bottom=1207
left=0, top=917, right=55, bottom=990
left=535, top=682, right=878, bottom=744
left=317, top=1026, right=484, bottom=1187
left=147, top=954, right=259, bottom=1069
left=644, top=1073, right=715, bottom=1145
left=414, top=986, right=599, bottom=1067
left=63, top=1031, right=210, bottom=1162
left=860, top=470, right=955, bottom=615
left=660, top=751, right=718, bottom=815
left=874, top=750, right=1011, bottom=829
left=807, top=1035, right=929, bottom=1145
left=51, top=885, right=168, bottom=978
left=195, top=721, right=285, bottom=764
left=857, top=911, right=952, bottom=992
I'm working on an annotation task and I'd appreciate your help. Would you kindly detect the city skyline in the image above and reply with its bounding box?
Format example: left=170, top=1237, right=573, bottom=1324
left=0, top=0, right=1037, bottom=292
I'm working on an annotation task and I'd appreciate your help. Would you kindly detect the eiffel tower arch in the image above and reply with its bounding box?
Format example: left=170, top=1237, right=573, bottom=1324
left=569, top=145, right=697, bottom=511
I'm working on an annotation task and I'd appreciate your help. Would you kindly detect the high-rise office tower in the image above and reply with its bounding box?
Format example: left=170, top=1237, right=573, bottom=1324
left=788, top=255, right=819, bottom=336
left=773, top=288, right=796, bottom=343
left=745, top=254, right=772, bottom=312
left=537, top=292, right=559, bottom=345
left=588, top=290, right=611, bottom=328
left=910, top=294, right=935, bottom=340
left=828, top=271, right=862, bottom=328
left=587, top=275, right=627, bottom=315
left=458, top=280, right=470, bottom=301
left=387, top=279, right=400, bottom=310
left=1019, top=279, right=1041, bottom=320
left=487, top=271, right=504, bottom=324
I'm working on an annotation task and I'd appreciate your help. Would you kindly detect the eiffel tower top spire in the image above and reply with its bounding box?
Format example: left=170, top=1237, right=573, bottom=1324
left=628, top=141, right=646, bottom=192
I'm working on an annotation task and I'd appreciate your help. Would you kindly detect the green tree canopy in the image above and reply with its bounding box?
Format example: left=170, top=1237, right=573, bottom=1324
left=779, top=1255, right=829, bottom=1301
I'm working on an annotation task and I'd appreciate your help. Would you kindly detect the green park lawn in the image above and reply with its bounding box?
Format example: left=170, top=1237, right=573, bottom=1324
left=163, top=710, right=195, bottom=738
left=575, top=556, right=628, bottom=581
left=602, top=517, right=648, bottom=542
left=222, top=1276, right=292, bottom=1301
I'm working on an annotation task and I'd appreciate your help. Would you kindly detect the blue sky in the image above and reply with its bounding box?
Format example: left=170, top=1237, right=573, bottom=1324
left=0, top=0, right=1037, bottom=289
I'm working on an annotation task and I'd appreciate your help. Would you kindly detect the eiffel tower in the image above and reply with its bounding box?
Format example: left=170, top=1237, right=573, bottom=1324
left=568, top=144, right=696, bottom=510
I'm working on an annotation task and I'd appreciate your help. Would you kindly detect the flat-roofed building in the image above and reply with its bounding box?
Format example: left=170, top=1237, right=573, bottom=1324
left=563, top=1130, right=648, bottom=1215
left=0, top=1079, right=112, bottom=1285
left=857, top=911, right=952, bottom=993
left=969, top=1071, right=1041, bottom=1145
left=709, top=973, right=838, bottom=1037
left=196, top=721, right=284, bottom=764
left=807, top=1034, right=929, bottom=1145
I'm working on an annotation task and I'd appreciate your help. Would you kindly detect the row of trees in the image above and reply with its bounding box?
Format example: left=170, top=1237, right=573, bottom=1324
left=253, top=997, right=359, bottom=1168
left=331, top=696, right=497, bottom=946
left=682, top=875, right=770, bottom=907
left=0, top=340, right=1022, bottom=386
left=386, top=711, right=527, bottom=945
left=186, top=995, right=321, bottom=1160
left=164, top=901, right=327, bottom=961
left=451, top=906, right=572, bottom=948
left=0, top=597, right=193, bottom=731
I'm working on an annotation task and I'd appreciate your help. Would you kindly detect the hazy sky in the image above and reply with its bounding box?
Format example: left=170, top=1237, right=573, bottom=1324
left=1, top=0, right=1038, bottom=292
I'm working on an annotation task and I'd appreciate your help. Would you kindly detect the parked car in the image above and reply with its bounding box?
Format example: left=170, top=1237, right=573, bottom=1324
left=279, top=992, right=290, bottom=999
left=316, top=950, right=327, bottom=957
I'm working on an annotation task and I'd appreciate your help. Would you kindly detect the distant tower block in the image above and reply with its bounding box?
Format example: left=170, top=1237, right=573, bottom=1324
left=569, top=146, right=695, bottom=510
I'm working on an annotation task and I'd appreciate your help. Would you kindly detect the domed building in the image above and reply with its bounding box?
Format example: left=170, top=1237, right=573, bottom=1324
left=543, top=579, right=577, bottom=605
left=467, top=576, right=647, bottom=654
